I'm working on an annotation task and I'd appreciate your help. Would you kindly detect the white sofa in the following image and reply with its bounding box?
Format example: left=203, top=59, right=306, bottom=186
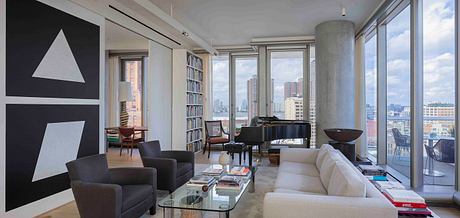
left=263, top=144, right=397, bottom=218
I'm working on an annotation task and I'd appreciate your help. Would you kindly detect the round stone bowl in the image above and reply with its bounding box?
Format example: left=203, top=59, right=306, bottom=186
left=324, top=128, right=363, bottom=143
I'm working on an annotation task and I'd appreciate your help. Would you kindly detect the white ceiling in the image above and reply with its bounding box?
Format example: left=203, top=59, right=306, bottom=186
left=105, top=20, right=149, bottom=50
left=148, top=0, right=383, bottom=46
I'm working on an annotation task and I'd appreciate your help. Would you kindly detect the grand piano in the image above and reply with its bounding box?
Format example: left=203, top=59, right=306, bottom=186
left=234, top=116, right=311, bottom=166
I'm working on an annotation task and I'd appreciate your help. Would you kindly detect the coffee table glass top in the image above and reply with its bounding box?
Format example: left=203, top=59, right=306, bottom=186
left=158, top=165, right=253, bottom=212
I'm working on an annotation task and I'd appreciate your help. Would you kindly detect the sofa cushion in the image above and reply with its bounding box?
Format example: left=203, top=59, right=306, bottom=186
left=316, top=144, right=333, bottom=169
left=319, top=149, right=340, bottom=188
left=274, top=188, right=327, bottom=196
left=328, top=162, right=366, bottom=197
left=279, top=161, right=320, bottom=177
left=122, top=185, right=153, bottom=210
left=275, top=172, right=327, bottom=194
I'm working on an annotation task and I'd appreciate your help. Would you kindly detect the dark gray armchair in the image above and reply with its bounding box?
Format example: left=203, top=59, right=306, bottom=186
left=139, top=140, right=194, bottom=193
left=66, top=154, right=157, bottom=218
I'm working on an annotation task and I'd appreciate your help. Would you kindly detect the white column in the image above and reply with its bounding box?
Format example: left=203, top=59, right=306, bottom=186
left=315, top=20, right=356, bottom=145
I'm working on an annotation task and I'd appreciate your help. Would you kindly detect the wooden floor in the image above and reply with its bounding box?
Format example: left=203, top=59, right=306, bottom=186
left=37, top=147, right=460, bottom=218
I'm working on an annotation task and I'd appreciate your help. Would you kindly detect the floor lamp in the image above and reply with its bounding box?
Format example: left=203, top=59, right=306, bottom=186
left=119, top=81, right=134, bottom=127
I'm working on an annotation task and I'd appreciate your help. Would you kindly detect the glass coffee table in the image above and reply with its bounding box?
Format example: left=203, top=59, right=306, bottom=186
left=158, top=165, right=256, bottom=218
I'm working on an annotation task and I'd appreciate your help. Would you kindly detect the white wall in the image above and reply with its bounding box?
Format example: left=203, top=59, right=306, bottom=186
left=146, top=41, right=173, bottom=150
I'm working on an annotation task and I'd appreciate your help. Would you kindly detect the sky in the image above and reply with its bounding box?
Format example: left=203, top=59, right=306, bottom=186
left=365, top=0, right=455, bottom=106
left=213, top=0, right=455, bottom=113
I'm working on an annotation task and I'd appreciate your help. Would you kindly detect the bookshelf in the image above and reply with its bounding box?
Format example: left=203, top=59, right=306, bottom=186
left=172, top=49, right=205, bottom=152
left=186, top=52, right=204, bottom=152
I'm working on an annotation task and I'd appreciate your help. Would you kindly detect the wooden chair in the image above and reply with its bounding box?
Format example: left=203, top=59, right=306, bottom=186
left=119, top=127, right=144, bottom=156
left=203, top=120, right=230, bottom=158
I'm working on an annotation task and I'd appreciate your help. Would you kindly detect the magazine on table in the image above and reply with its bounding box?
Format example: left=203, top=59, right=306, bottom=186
left=216, top=176, right=243, bottom=190
left=187, top=175, right=216, bottom=187
left=227, top=166, right=250, bottom=176
left=202, top=165, right=224, bottom=176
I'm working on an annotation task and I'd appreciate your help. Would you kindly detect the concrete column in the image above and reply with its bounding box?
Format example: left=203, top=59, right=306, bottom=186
left=315, top=20, right=355, bottom=145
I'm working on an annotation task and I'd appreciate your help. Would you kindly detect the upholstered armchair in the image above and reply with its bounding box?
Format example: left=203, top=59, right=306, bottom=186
left=139, top=140, right=194, bottom=193
left=66, top=154, right=157, bottom=218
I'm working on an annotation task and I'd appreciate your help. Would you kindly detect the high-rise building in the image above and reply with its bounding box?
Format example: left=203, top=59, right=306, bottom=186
left=283, top=78, right=303, bottom=100
left=284, top=82, right=299, bottom=100
left=247, top=75, right=258, bottom=120
left=285, top=97, right=303, bottom=120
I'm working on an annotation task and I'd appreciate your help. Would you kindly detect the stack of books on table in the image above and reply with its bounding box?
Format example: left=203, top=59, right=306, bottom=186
left=227, top=166, right=250, bottom=176
left=202, top=165, right=224, bottom=176
left=374, top=181, right=405, bottom=192
left=216, top=176, right=243, bottom=191
left=358, top=164, right=387, bottom=176
left=383, top=189, right=431, bottom=216
left=186, top=175, right=216, bottom=188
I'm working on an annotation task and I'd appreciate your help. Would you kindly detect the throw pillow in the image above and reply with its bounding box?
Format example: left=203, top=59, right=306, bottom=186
left=328, top=162, right=366, bottom=197
left=316, top=144, right=333, bottom=169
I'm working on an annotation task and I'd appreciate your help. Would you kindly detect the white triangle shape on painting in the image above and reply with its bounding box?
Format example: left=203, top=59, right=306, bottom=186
left=32, top=121, right=85, bottom=182
left=32, top=29, right=85, bottom=83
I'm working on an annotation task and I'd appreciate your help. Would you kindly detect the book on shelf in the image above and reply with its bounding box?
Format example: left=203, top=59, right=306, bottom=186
left=383, top=189, right=426, bottom=208
left=202, top=165, right=224, bottom=176
left=374, top=181, right=405, bottom=191
left=228, top=166, right=250, bottom=176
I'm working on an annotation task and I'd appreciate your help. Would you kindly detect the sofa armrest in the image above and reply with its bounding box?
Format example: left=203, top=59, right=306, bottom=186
left=280, top=148, right=318, bottom=164
left=109, top=167, right=157, bottom=188
left=71, top=181, right=122, bottom=218
left=263, top=193, right=397, bottom=218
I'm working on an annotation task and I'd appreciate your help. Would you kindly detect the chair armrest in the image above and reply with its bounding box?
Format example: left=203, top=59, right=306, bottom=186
left=263, top=193, right=397, bottom=218
left=161, top=151, right=195, bottom=164
left=280, top=148, right=319, bottom=164
left=71, top=181, right=122, bottom=218
left=141, top=157, right=177, bottom=192
left=109, top=167, right=157, bottom=188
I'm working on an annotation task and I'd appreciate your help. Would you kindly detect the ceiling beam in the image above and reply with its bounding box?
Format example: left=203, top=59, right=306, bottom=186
left=134, top=0, right=218, bottom=55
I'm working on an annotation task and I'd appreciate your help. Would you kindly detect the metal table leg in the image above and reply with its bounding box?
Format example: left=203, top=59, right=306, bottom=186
left=219, top=211, right=230, bottom=218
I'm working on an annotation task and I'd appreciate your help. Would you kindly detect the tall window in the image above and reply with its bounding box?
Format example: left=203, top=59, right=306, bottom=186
left=234, top=56, right=258, bottom=132
left=121, top=59, right=143, bottom=126
left=422, top=0, right=455, bottom=186
left=365, top=35, right=377, bottom=157
left=270, top=51, right=304, bottom=144
left=386, top=7, right=411, bottom=178
left=211, top=55, right=230, bottom=131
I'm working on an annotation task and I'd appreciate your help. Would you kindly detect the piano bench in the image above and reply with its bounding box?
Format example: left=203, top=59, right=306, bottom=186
left=223, top=142, right=247, bottom=165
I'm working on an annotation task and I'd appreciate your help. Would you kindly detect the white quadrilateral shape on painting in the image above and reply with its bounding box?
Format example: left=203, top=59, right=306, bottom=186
left=32, top=29, right=85, bottom=83
left=32, top=121, right=85, bottom=182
